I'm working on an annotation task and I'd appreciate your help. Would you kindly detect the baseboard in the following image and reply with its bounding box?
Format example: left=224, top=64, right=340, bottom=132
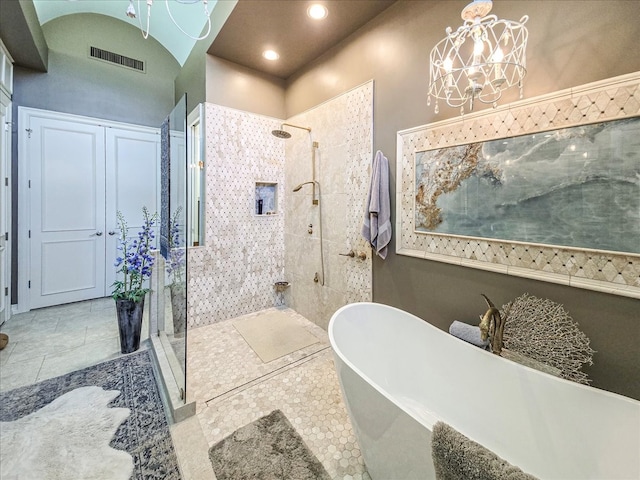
left=148, top=334, right=195, bottom=423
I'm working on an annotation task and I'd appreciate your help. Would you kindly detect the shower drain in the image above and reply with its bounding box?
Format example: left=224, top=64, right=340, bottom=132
left=204, top=346, right=331, bottom=406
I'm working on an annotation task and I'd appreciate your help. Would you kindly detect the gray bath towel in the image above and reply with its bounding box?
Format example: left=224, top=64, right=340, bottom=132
left=362, top=150, right=392, bottom=259
left=431, top=422, right=539, bottom=480
left=449, top=321, right=490, bottom=349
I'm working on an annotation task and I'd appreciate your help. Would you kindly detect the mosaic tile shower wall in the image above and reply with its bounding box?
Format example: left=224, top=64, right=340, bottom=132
left=284, top=81, right=374, bottom=329
left=187, top=104, right=286, bottom=327
left=397, top=73, right=640, bottom=299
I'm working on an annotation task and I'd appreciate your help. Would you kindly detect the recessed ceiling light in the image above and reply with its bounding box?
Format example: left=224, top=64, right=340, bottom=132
left=307, top=4, right=328, bottom=20
left=262, top=50, right=280, bottom=61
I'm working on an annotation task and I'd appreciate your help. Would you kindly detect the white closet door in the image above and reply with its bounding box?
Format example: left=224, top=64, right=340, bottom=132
left=29, top=116, right=106, bottom=309
left=105, top=127, right=161, bottom=293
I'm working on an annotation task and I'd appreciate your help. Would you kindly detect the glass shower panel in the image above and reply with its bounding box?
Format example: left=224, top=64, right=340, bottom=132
left=158, top=94, right=188, bottom=401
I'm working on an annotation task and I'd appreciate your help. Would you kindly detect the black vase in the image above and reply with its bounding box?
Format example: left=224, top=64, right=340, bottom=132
left=116, top=298, right=144, bottom=354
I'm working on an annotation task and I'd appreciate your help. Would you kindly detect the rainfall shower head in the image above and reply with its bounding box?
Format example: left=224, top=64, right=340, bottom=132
left=271, top=129, right=292, bottom=139
left=271, top=123, right=311, bottom=139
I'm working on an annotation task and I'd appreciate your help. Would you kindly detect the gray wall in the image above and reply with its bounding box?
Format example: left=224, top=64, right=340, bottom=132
left=283, top=0, right=640, bottom=400
left=174, top=0, right=237, bottom=115
left=178, top=49, right=286, bottom=134
left=175, top=39, right=207, bottom=117
left=0, top=0, right=48, bottom=71
left=205, top=55, right=286, bottom=119
left=15, top=13, right=180, bottom=127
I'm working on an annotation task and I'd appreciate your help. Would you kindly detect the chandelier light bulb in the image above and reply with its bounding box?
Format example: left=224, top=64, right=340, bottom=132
left=492, top=46, right=504, bottom=63
left=443, top=56, right=453, bottom=73
left=492, top=46, right=505, bottom=82
left=473, top=38, right=484, bottom=56
left=443, top=56, right=454, bottom=89
left=472, top=37, right=484, bottom=67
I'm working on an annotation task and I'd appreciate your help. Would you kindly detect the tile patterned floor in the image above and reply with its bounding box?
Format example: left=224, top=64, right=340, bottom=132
left=189, top=307, right=371, bottom=480
left=0, top=298, right=150, bottom=392
left=0, top=301, right=371, bottom=480
left=188, top=307, right=329, bottom=411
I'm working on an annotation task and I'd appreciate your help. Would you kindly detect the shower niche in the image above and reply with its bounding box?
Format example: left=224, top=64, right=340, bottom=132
left=255, top=182, right=278, bottom=216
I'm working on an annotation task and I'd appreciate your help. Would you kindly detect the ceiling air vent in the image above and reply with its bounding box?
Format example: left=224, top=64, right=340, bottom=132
left=89, top=46, right=145, bottom=73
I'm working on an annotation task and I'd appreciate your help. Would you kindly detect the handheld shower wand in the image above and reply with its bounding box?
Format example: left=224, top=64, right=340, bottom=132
left=292, top=180, right=319, bottom=205
left=292, top=180, right=318, bottom=192
left=291, top=180, right=325, bottom=286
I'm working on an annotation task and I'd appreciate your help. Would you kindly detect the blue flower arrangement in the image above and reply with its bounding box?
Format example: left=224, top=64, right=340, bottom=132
left=112, top=206, right=158, bottom=302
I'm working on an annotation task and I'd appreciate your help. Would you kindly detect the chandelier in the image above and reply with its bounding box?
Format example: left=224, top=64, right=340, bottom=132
left=428, top=0, right=528, bottom=115
left=126, top=0, right=212, bottom=41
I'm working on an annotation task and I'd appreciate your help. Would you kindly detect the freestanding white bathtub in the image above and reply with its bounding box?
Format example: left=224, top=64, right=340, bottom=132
left=329, top=302, right=640, bottom=479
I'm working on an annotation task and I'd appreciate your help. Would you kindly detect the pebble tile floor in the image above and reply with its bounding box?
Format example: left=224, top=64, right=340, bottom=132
left=189, top=307, right=371, bottom=480
left=0, top=300, right=371, bottom=480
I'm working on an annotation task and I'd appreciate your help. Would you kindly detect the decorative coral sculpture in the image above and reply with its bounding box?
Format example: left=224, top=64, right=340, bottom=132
left=501, top=293, right=595, bottom=385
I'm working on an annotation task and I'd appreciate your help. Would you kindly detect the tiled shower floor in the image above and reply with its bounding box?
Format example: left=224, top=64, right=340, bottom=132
left=189, top=307, right=371, bottom=480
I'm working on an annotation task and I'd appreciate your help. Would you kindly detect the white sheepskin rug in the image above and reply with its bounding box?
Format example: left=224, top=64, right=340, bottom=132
left=0, top=386, right=133, bottom=480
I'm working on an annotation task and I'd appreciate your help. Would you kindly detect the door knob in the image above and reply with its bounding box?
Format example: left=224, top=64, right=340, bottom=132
left=339, top=250, right=355, bottom=257
left=108, top=231, right=116, bottom=236
left=95, top=231, right=103, bottom=236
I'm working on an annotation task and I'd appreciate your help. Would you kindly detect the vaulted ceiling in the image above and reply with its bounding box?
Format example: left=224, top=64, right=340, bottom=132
left=32, top=0, right=215, bottom=66
left=4, top=0, right=398, bottom=78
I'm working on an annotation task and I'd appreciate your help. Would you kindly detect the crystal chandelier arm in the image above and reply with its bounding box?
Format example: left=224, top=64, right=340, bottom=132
left=137, top=0, right=152, bottom=39
left=165, top=0, right=212, bottom=41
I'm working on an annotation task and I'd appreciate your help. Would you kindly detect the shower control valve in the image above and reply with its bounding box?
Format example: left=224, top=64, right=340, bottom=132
left=339, top=250, right=367, bottom=260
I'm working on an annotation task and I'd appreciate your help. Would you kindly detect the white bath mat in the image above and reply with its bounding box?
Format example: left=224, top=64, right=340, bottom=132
left=233, top=312, right=320, bottom=363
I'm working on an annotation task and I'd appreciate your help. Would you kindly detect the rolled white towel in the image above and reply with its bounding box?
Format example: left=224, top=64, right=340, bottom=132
left=449, top=321, right=490, bottom=349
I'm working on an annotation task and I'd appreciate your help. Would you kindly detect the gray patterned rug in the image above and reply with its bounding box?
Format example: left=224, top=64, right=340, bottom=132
left=209, top=409, right=330, bottom=480
left=0, top=350, right=180, bottom=479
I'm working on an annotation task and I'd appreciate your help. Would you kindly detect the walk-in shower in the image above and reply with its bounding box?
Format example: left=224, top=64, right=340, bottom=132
left=272, top=124, right=325, bottom=286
